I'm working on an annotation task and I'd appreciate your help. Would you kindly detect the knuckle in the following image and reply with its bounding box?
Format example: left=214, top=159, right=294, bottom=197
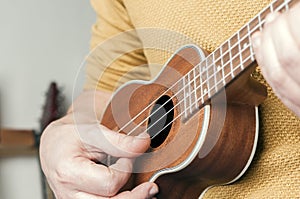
left=45, top=120, right=62, bottom=131
left=116, top=134, right=131, bottom=153
left=115, top=134, right=123, bottom=147
left=268, top=69, right=286, bottom=90
left=121, top=135, right=133, bottom=150
left=55, top=161, right=74, bottom=185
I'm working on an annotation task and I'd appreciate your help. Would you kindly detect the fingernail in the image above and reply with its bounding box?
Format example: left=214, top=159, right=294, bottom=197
left=251, top=32, right=261, bottom=49
left=137, top=132, right=150, bottom=139
left=149, top=185, right=159, bottom=196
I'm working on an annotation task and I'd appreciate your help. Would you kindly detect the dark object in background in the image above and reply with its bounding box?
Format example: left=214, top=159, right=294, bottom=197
left=0, top=81, right=65, bottom=199
left=38, top=81, right=65, bottom=199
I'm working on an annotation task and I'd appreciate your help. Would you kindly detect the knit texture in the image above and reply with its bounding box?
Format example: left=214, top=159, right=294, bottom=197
left=87, top=0, right=300, bottom=198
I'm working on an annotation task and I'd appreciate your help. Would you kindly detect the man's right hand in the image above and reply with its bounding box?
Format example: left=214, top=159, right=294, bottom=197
left=39, top=90, right=159, bottom=199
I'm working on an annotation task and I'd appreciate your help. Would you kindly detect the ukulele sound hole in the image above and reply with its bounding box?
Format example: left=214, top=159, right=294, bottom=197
left=147, top=95, right=174, bottom=148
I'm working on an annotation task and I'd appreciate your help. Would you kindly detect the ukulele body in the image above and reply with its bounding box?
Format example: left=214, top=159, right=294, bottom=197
left=101, top=45, right=267, bottom=198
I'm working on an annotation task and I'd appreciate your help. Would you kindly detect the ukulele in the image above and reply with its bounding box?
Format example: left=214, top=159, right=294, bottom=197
left=101, top=0, right=297, bottom=198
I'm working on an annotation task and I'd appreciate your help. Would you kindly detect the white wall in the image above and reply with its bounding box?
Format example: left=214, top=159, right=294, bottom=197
left=0, top=1, right=95, bottom=198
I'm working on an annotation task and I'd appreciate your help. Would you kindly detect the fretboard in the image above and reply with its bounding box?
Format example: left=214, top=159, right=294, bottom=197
left=180, top=0, right=297, bottom=119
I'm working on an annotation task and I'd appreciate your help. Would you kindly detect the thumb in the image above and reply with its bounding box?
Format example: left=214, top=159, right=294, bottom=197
left=101, top=126, right=151, bottom=158
left=113, top=182, right=159, bottom=199
left=78, top=124, right=151, bottom=158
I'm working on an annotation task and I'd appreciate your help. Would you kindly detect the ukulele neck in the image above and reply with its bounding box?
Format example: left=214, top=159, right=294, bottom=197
left=178, top=0, right=294, bottom=116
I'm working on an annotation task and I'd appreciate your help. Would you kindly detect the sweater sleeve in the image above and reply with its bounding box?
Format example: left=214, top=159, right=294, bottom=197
left=84, top=0, right=150, bottom=92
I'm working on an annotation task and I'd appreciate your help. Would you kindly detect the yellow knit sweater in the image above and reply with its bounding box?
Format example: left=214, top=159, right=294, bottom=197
left=86, top=0, right=300, bottom=198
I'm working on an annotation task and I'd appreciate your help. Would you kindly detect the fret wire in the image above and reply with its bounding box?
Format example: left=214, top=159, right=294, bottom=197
left=272, top=0, right=284, bottom=13
left=187, top=72, right=193, bottom=114
left=259, top=0, right=276, bottom=19
left=237, top=31, right=244, bottom=70
left=200, top=63, right=206, bottom=98
left=186, top=75, right=190, bottom=116
left=274, top=0, right=283, bottom=10
left=285, top=0, right=290, bottom=10
left=198, top=63, right=204, bottom=104
left=247, top=23, right=255, bottom=62
left=182, top=77, right=188, bottom=118
left=212, top=52, right=218, bottom=93
left=220, top=46, right=226, bottom=86
left=193, top=67, right=199, bottom=109
left=228, top=40, right=234, bottom=78
left=205, top=59, right=210, bottom=98
left=270, top=0, right=274, bottom=12
left=273, top=0, right=291, bottom=14
left=258, top=14, right=263, bottom=31
left=178, top=79, right=184, bottom=117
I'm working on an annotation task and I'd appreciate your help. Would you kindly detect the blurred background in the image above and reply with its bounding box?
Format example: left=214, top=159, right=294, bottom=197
left=0, top=0, right=95, bottom=198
